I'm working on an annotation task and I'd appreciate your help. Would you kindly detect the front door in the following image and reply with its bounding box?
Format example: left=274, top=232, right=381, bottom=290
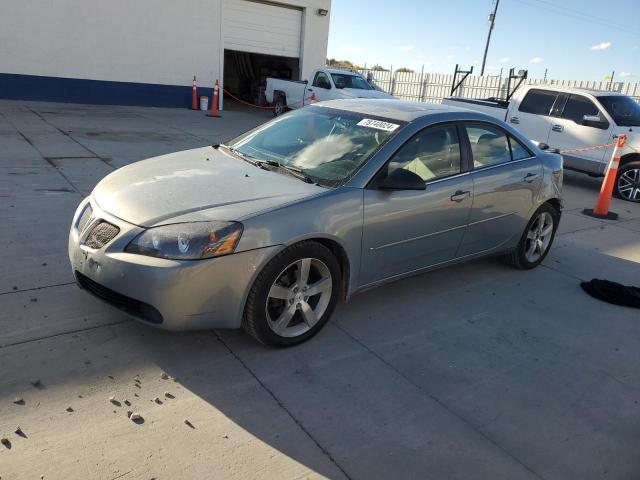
left=458, top=122, right=543, bottom=256
left=360, top=123, right=473, bottom=286
left=546, top=93, right=612, bottom=174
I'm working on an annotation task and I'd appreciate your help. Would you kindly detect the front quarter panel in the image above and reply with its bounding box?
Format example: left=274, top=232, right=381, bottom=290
left=537, top=151, right=564, bottom=208
left=237, top=187, right=364, bottom=296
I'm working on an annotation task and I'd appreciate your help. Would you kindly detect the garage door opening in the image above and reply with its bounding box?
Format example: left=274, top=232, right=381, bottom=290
left=223, top=49, right=300, bottom=109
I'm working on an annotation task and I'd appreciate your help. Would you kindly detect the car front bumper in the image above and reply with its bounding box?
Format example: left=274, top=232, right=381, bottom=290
left=68, top=197, right=280, bottom=330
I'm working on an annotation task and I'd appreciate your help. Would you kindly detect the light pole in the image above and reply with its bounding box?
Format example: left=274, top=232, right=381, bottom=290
left=480, top=0, right=500, bottom=76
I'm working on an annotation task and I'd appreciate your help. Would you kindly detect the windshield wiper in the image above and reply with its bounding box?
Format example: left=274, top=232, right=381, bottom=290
left=217, top=144, right=267, bottom=168
left=218, top=144, right=316, bottom=184
left=275, top=164, right=314, bottom=183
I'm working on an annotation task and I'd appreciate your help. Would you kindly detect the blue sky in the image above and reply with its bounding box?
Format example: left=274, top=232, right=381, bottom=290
left=327, top=0, right=640, bottom=81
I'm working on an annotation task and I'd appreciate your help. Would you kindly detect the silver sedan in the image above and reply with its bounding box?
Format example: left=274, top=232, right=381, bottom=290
left=69, top=99, right=563, bottom=346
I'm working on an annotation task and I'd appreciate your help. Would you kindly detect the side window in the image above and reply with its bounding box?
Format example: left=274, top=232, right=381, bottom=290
left=518, top=89, right=559, bottom=116
left=509, top=135, right=532, bottom=160
left=313, top=72, right=331, bottom=89
left=465, top=125, right=511, bottom=168
left=560, top=94, right=601, bottom=124
left=388, top=125, right=461, bottom=182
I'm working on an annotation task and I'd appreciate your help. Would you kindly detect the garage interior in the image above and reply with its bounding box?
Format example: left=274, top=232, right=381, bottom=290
left=223, top=49, right=300, bottom=106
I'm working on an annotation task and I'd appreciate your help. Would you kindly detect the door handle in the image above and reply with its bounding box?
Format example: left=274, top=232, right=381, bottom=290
left=552, top=124, right=564, bottom=132
left=510, top=116, right=520, bottom=124
left=307, top=88, right=314, bottom=92
left=450, top=190, right=471, bottom=202
left=524, top=172, right=538, bottom=183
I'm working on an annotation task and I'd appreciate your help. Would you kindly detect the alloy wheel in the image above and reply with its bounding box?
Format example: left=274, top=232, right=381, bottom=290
left=266, top=258, right=332, bottom=338
left=617, top=168, right=640, bottom=201
left=524, top=211, right=554, bottom=263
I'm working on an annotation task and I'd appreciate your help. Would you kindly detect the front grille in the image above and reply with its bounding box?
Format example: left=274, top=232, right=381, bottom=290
left=84, top=221, right=120, bottom=249
left=75, top=271, right=163, bottom=324
left=77, top=204, right=93, bottom=233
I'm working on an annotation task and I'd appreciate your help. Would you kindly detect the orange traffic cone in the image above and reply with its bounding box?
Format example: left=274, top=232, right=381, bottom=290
left=191, top=75, right=198, bottom=110
left=583, top=134, right=627, bottom=220
left=207, top=80, right=220, bottom=118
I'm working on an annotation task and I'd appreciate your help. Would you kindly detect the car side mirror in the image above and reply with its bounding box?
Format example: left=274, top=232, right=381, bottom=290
left=538, top=142, right=550, bottom=151
left=581, top=114, right=609, bottom=129
left=378, top=168, right=426, bottom=190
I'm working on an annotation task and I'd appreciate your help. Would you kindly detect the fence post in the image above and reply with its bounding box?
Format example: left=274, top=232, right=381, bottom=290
left=420, top=73, right=428, bottom=102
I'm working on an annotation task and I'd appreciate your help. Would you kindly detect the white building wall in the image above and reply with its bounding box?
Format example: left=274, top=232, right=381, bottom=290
left=0, top=0, right=331, bottom=104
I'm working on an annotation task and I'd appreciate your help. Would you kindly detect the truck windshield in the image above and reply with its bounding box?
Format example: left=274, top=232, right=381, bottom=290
left=330, top=73, right=373, bottom=90
left=597, top=96, right=640, bottom=126
left=226, top=106, right=404, bottom=187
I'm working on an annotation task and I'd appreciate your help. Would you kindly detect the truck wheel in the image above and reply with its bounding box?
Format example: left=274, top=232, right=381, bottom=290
left=615, top=161, right=640, bottom=202
left=274, top=96, right=286, bottom=116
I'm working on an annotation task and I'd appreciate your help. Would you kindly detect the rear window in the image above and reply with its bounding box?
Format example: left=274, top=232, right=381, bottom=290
left=519, top=89, right=558, bottom=116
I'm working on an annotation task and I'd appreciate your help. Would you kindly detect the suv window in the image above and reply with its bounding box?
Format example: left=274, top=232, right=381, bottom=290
left=388, top=124, right=461, bottom=181
left=560, top=94, right=602, bottom=124
left=313, top=72, right=331, bottom=89
left=519, top=89, right=558, bottom=116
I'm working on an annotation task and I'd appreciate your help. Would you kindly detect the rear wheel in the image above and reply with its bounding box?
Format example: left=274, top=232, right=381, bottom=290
left=243, top=241, right=341, bottom=347
left=615, top=161, right=640, bottom=202
left=273, top=96, right=287, bottom=116
left=503, top=203, right=559, bottom=270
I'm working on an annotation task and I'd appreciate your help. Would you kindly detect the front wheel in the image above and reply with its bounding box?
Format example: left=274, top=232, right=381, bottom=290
left=503, top=203, right=559, bottom=270
left=615, top=161, right=640, bottom=202
left=243, top=241, right=341, bottom=347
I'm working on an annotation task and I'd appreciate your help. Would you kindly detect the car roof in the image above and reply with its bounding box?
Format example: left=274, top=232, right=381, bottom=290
left=315, top=99, right=473, bottom=122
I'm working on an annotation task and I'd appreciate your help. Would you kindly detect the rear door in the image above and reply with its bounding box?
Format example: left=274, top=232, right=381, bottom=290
left=546, top=93, right=612, bottom=174
left=360, top=123, right=473, bottom=286
left=457, top=122, right=543, bottom=257
left=507, top=88, right=559, bottom=145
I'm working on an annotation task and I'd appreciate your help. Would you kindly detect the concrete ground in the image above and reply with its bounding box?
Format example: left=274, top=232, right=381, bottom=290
left=1, top=99, right=639, bottom=480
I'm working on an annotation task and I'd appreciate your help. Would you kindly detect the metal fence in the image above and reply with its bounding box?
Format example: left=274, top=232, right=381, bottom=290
left=352, top=68, right=640, bottom=103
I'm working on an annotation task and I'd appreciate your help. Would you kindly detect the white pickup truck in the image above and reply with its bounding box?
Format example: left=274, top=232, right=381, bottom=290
left=265, top=68, right=394, bottom=116
left=443, top=85, right=640, bottom=202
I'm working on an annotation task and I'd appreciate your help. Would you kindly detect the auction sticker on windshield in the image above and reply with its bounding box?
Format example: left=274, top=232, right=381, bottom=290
left=357, top=118, right=400, bottom=132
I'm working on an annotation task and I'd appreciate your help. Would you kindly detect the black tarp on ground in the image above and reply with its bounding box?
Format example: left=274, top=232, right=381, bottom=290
left=581, top=279, right=640, bottom=309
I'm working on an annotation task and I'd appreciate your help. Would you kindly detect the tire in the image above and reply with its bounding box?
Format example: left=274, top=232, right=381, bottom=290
left=503, top=203, right=560, bottom=270
left=273, top=96, right=287, bottom=116
left=614, top=161, right=640, bottom=203
left=242, top=241, right=341, bottom=347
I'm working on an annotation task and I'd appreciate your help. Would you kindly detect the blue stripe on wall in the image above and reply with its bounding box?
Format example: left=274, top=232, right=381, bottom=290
left=0, top=73, right=214, bottom=108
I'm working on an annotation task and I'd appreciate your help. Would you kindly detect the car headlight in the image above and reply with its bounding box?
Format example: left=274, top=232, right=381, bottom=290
left=125, top=222, right=243, bottom=260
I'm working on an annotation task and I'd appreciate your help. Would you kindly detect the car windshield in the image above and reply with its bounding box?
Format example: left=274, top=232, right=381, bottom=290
left=597, top=95, right=640, bottom=126
left=330, top=73, right=373, bottom=90
left=226, top=107, right=403, bottom=187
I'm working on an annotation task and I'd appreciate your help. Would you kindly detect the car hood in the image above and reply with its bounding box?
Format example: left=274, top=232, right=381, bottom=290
left=92, top=147, right=325, bottom=227
left=338, top=88, right=395, bottom=99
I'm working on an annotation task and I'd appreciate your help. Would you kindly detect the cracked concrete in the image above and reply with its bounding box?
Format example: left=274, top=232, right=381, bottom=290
left=1, top=99, right=639, bottom=480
